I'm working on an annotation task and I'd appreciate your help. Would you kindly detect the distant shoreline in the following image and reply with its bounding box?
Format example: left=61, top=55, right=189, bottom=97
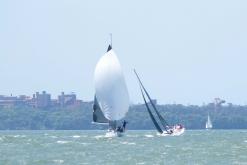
left=1, top=129, right=247, bottom=131
left=1, top=102, right=247, bottom=130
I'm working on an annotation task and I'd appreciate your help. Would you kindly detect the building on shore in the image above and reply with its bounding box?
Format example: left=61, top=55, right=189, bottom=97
left=0, top=91, right=81, bottom=109
left=35, top=91, right=51, bottom=108
left=0, top=95, right=30, bottom=108
left=58, top=92, right=77, bottom=107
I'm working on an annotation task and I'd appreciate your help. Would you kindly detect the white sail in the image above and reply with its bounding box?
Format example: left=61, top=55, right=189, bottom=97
left=206, top=114, right=213, bottom=129
left=94, top=46, right=129, bottom=121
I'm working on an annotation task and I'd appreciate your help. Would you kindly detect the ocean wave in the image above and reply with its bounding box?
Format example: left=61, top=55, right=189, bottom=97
left=53, top=159, right=64, bottom=163
left=144, top=134, right=154, bottom=138
left=93, top=135, right=105, bottom=139
left=56, top=140, right=71, bottom=144
left=13, top=135, right=26, bottom=138
left=72, top=135, right=80, bottom=138
left=126, top=135, right=139, bottom=138
left=80, top=142, right=91, bottom=146
left=50, top=136, right=58, bottom=139
left=120, top=141, right=136, bottom=145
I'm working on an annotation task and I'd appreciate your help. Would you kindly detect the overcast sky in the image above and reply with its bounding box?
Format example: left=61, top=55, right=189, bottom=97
left=1, top=0, right=247, bottom=105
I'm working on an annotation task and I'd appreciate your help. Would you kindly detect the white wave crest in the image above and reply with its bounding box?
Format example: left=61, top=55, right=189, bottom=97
left=53, top=159, right=64, bottom=163
left=144, top=134, right=154, bottom=138
left=56, top=140, right=70, bottom=144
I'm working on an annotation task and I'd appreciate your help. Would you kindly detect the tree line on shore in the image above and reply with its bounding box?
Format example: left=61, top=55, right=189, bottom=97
left=0, top=102, right=247, bottom=130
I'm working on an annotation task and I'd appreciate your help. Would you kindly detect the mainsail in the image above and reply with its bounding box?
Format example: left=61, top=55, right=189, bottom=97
left=134, top=70, right=170, bottom=133
left=94, top=45, right=129, bottom=128
left=206, top=114, right=213, bottom=129
left=134, top=70, right=170, bottom=132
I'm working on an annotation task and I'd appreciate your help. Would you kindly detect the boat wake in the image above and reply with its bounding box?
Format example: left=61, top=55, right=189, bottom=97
left=105, top=131, right=124, bottom=138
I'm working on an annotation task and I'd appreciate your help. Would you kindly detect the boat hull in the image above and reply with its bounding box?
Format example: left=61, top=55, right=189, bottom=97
left=105, top=130, right=124, bottom=138
left=158, top=128, right=185, bottom=136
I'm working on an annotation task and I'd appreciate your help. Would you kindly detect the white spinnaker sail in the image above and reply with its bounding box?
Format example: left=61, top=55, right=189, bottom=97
left=94, top=48, right=129, bottom=121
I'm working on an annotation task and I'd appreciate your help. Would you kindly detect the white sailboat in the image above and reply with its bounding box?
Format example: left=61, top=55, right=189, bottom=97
left=134, top=70, right=185, bottom=136
left=93, top=44, right=129, bottom=137
left=206, top=114, right=213, bottom=129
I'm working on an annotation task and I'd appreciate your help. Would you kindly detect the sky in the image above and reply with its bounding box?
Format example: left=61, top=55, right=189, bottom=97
left=0, top=0, right=247, bottom=105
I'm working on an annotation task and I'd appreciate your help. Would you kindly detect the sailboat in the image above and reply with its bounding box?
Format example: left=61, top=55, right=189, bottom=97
left=93, top=44, right=129, bottom=137
left=134, top=70, right=185, bottom=136
left=205, top=114, right=213, bottom=129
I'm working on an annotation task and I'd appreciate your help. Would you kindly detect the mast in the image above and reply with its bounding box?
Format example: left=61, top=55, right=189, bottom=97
left=108, top=34, right=113, bottom=129
left=107, top=34, right=113, bottom=52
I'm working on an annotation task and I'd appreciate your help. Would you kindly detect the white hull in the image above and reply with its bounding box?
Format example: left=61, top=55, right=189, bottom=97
left=206, top=122, right=213, bottom=129
left=205, top=123, right=213, bottom=129
left=105, top=130, right=124, bottom=138
left=158, top=128, right=185, bottom=136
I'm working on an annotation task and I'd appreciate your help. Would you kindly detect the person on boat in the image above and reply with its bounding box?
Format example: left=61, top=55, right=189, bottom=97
left=168, top=129, right=173, bottom=134
left=165, top=125, right=173, bottom=134
left=116, top=120, right=128, bottom=133
left=176, top=124, right=183, bottom=130
left=116, top=126, right=122, bottom=132
left=122, top=120, right=128, bottom=131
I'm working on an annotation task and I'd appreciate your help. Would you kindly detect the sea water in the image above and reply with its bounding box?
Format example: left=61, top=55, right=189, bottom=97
left=0, top=130, right=247, bottom=165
